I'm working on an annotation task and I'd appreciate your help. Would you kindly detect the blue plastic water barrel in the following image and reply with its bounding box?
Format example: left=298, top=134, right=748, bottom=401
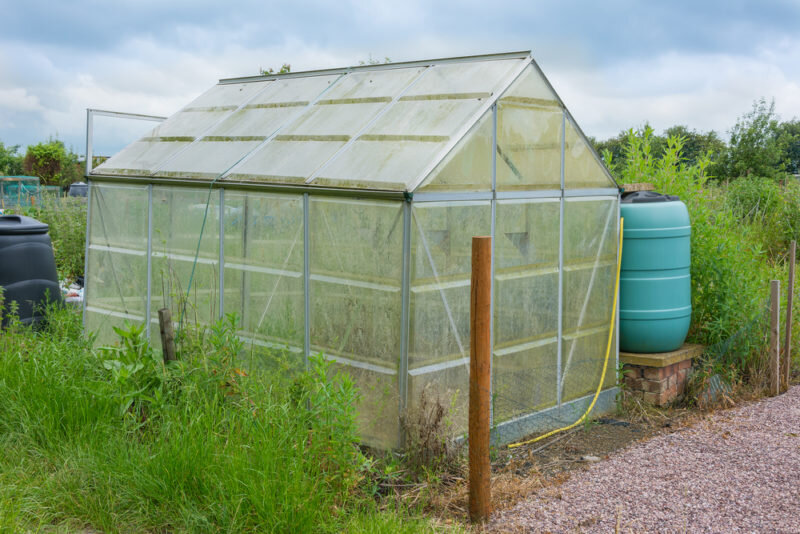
left=620, top=191, right=691, bottom=353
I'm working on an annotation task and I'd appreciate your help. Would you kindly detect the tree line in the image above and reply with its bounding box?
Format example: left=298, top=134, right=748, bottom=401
left=0, top=138, right=83, bottom=187
left=591, top=98, right=800, bottom=181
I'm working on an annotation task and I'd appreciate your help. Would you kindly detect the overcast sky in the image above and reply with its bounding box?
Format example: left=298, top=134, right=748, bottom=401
left=2, top=0, right=799, bottom=156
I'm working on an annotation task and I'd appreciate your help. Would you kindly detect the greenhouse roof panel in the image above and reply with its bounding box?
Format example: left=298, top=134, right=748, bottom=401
left=93, top=52, right=614, bottom=192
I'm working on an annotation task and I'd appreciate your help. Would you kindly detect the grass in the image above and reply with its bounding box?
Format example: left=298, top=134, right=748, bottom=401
left=0, top=304, right=456, bottom=533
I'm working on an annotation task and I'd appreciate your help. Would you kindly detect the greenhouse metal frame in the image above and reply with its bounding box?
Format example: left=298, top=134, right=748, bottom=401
left=85, top=51, right=620, bottom=448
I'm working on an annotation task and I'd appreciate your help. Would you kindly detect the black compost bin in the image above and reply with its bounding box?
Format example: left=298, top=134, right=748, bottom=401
left=0, top=215, right=61, bottom=325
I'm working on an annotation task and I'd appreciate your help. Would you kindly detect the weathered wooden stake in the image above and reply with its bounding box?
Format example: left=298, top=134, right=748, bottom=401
left=158, top=307, right=177, bottom=363
left=469, top=236, right=492, bottom=523
left=784, top=241, right=795, bottom=392
left=769, top=280, right=780, bottom=396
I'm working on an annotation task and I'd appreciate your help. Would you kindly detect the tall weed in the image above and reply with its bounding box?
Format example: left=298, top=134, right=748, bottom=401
left=0, top=306, right=439, bottom=532
left=607, top=127, right=780, bottom=378
left=726, top=176, right=800, bottom=258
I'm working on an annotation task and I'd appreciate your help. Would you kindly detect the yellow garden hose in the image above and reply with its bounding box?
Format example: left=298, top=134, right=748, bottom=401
left=508, top=217, right=624, bottom=449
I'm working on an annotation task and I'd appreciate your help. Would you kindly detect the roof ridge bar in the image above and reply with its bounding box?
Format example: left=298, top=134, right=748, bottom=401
left=218, top=51, right=532, bottom=85
left=218, top=72, right=350, bottom=179
left=304, top=66, right=434, bottom=184
left=406, top=56, right=532, bottom=192
left=147, top=80, right=281, bottom=176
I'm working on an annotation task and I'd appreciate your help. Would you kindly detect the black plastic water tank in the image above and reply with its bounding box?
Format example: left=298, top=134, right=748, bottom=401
left=0, top=215, right=61, bottom=325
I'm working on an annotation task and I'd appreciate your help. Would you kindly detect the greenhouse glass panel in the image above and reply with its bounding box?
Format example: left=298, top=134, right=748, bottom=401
left=85, top=183, right=149, bottom=344
left=403, top=59, right=521, bottom=97
left=225, top=69, right=423, bottom=184
left=496, top=65, right=563, bottom=191
left=492, top=198, right=560, bottom=423
left=95, top=82, right=268, bottom=176
left=408, top=201, right=490, bottom=437
left=150, top=186, right=220, bottom=345
left=560, top=197, right=618, bottom=402
left=312, top=140, right=444, bottom=190
left=564, top=118, right=616, bottom=189
left=156, top=139, right=264, bottom=180
left=95, top=140, right=192, bottom=177
left=228, top=140, right=347, bottom=184
left=157, top=76, right=341, bottom=179
left=313, top=59, right=523, bottom=191
left=177, top=78, right=336, bottom=146
left=222, top=191, right=304, bottom=371
left=309, top=197, right=403, bottom=448
left=414, top=108, right=493, bottom=192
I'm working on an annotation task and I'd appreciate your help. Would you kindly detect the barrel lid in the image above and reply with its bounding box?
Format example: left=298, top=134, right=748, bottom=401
left=621, top=191, right=680, bottom=203
left=0, top=215, right=49, bottom=235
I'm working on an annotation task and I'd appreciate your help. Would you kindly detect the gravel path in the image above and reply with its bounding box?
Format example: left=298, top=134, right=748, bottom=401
left=490, top=386, right=800, bottom=533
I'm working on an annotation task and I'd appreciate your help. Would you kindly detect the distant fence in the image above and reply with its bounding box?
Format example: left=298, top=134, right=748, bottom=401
left=0, top=176, right=64, bottom=211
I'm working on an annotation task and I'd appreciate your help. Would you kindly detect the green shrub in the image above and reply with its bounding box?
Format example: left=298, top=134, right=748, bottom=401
left=726, top=176, right=800, bottom=258
left=608, top=127, right=780, bottom=379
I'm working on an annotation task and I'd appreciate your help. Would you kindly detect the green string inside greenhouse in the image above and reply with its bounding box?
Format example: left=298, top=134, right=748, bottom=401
left=179, top=177, right=219, bottom=334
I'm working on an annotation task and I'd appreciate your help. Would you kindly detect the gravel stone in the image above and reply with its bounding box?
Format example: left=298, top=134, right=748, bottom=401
left=490, top=385, right=800, bottom=533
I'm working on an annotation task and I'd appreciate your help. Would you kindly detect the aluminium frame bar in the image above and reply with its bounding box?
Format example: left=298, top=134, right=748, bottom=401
left=616, top=197, right=621, bottom=377
left=564, top=188, right=619, bottom=197
left=90, top=174, right=408, bottom=200
left=412, top=191, right=493, bottom=202
left=496, top=190, right=561, bottom=200
left=489, top=103, right=498, bottom=428
left=85, top=109, right=166, bottom=176
left=90, top=175, right=618, bottom=202
left=81, top=181, right=93, bottom=328
left=303, top=193, right=311, bottom=368
left=557, top=110, right=566, bottom=408
left=398, top=200, right=412, bottom=445
left=146, top=184, right=153, bottom=337
left=219, top=51, right=533, bottom=85
left=219, top=188, right=225, bottom=320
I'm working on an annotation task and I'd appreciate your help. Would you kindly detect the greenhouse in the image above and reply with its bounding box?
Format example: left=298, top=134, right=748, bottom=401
left=85, top=51, right=620, bottom=449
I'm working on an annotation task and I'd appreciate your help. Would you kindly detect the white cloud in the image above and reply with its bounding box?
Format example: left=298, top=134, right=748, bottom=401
left=2, top=1, right=800, bottom=155
left=550, top=45, right=800, bottom=140
left=0, top=88, right=44, bottom=113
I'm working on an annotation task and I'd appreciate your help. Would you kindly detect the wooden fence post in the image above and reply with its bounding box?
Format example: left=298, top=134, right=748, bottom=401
left=770, top=280, right=780, bottom=396
left=784, top=241, right=795, bottom=392
left=469, top=236, right=492, bottom=523
left=158, top=307, right=177, bottom=363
